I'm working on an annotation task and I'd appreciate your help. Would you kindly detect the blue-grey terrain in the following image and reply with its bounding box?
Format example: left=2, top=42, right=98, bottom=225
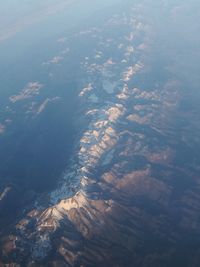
left=0, top=1, right=200, bottom=266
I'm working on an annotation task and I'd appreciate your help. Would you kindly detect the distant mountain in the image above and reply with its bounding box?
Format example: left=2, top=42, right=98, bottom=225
left=0, top=1, right=200, bottom=266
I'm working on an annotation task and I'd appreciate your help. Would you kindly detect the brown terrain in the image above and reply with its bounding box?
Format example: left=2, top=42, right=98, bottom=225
left=0, top=1, right=200, bottom=267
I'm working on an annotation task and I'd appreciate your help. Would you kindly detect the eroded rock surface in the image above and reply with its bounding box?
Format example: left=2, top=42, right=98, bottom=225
left=1, top=1, right=200, bottom=267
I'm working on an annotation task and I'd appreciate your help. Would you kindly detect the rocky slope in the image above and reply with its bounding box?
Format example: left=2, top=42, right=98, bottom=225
left=1, top=1, right=200, bottom=266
